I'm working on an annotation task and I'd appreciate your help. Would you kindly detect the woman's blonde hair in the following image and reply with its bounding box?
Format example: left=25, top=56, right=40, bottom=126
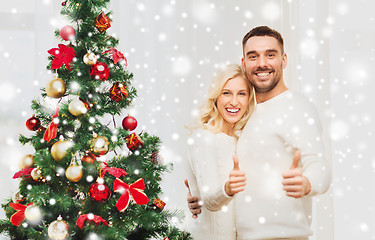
left=194, top=64, right=255, bottom=138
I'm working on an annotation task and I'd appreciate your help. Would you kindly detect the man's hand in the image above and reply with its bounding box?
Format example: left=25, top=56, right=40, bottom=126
left=282, top=150, right=311, bottom=198
left=225, top=155, right=246, bottom=196
left=184, top=179, right=201, bottom=219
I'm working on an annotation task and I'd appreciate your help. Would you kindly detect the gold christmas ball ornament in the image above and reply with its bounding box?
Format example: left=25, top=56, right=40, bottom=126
left=65, top=165, right=83, bottom=182
left=24, top=205, right=43, bottom=225
left=31, top=167, right=43, bottom=181
left=19, top=154, right=34, bottom=169
left=68, top=99, right=87, bottom=117
left=46, top=78, right=66, bottom=98
left=90, top=136, right=109, bottom=156
left=83, top=52, right=98, bottom=65
left=48, top=217, right=69, bottom=240
left=51, top=140, right=73, bottom=162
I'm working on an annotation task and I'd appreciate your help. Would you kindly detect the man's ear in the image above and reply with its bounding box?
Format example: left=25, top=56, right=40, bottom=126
left=282, top=53, right=287, bottom=69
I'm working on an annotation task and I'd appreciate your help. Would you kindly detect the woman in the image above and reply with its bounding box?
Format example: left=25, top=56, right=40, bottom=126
left=185, top=64, right=255, bottom=240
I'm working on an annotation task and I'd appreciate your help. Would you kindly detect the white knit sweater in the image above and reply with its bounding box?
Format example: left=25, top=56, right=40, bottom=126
left=185, top=128, right=237, bottom=240
left=234, top=90, right=331, bottom=240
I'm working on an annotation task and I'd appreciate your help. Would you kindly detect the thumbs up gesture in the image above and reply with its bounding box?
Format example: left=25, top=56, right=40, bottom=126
left=225, top=155, right=246, bottom=196
left=281, top=150, right=311, bottom=198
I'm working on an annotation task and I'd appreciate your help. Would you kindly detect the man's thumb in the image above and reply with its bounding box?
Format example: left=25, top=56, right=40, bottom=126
left=233, top=155, right=240, bottom=170
left=290, top=150, right=301, bottom=169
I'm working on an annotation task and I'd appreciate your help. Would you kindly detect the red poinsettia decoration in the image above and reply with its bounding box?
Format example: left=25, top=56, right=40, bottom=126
left=13, top=168, right=34, bottom=179
left=100, top=165, right=127, bottom=178
left=9, top=202, right=33, bottom=227
left=76, top=214, right=108, bottom=229
left=103, top=47, right=127, bottom=66
left=113, top=178, right=149, bottom=212
left=47, top=44, right=76, bottom=71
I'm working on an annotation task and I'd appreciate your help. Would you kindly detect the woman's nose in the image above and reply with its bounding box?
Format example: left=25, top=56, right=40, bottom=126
left=230, top=96, right=238, bottom=106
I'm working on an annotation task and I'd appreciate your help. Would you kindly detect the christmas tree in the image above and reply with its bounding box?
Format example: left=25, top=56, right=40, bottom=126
left=0, top=0, right=191, bottom=239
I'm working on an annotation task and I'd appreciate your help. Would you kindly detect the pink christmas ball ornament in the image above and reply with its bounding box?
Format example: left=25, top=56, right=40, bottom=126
left=59, top=25, right=76, bottom=41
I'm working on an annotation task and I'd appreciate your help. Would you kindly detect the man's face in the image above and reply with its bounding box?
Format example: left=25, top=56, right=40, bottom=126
left=242, top=36, right=287, bottom=93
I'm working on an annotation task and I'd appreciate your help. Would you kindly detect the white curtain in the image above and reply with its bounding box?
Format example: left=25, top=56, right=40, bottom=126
left=1, top=0, right=374, bottom=239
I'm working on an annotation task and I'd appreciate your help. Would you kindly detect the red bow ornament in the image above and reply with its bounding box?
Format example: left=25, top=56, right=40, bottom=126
left=76, top=214, right=109, bottom=229
left=47, top=44, right=76, bottom=71
left=103, top=47, right=127, bottom=66
left=9, top=202, right=33, bottom=227
left=113, top=178, right=149, bottom=212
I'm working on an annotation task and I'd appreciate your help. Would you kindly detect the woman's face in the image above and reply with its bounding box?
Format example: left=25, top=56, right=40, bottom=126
left=216, top=76, right=250, bottom=133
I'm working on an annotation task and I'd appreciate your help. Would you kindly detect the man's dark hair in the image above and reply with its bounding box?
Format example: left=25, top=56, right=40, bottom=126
left=242, top=26, right=284, bottom=53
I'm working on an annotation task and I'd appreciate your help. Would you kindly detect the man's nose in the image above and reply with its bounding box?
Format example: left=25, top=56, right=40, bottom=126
left=257, top=55, right=267, bottom=68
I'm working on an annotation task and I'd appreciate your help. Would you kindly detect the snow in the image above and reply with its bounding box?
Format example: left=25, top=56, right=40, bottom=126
left=1, top=0, right=375, bottom=239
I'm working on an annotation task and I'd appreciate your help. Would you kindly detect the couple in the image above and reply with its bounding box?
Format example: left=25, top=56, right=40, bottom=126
left=184, top=26, right=331, bottom=240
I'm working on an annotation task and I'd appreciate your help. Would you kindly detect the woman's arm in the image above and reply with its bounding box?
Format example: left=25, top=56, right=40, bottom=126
left=186, top=133, right=234, bottom=212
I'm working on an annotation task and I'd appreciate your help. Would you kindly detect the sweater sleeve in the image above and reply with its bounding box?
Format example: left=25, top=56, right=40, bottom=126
left=186, top=131, right=233, bottom=212
left=283, top=98, right=331, bottom=196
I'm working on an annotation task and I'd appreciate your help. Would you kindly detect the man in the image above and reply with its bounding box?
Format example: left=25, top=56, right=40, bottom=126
left=186, top=26, right=331, bottom=239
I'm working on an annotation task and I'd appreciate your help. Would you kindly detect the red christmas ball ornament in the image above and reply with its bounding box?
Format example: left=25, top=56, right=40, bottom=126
left=59, top=25, right=76, bottom=41
left=89, top=180, right=111, bottom=202
left=82, top=153, right=96, bottom=164
left=109, top=82, right=128, bottom=102
left=89, top=62, right=110, bottom=81
left=122, top=115, right=137, bottom=131
left=26, top=116, right=41, bottom=131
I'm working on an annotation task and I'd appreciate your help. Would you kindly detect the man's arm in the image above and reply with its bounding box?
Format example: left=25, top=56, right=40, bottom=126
left=281, top=96, right=331, bottom=198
